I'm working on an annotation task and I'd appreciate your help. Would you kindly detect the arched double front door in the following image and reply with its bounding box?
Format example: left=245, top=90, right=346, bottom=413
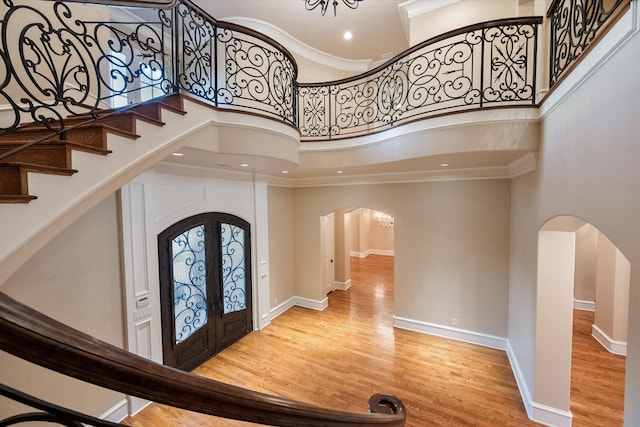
left=158, top=213, right=252, bottom=371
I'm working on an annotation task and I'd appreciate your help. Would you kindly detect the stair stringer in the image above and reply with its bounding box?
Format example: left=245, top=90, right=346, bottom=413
left=0, top=97, right=300, bottom=286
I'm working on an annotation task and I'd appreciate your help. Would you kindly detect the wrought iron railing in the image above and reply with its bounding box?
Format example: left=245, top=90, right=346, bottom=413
left=0, top=0, right=297, bottom=138
left=298, top=17, right=542, bottom=140
left=548, top=0, right=632, bottom=86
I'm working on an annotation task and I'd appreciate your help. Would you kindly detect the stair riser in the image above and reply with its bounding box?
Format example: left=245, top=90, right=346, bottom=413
left=0, top=146, right=71, bottom=169
left=0, top=129, right=108, bottom=149
left=0, top=168, right=26, bottom=195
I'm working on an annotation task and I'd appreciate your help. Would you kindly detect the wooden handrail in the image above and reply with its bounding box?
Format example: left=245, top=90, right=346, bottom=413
left=58, top=0, right=177, bottom=7
left=0, top=292, right=406, bottom=426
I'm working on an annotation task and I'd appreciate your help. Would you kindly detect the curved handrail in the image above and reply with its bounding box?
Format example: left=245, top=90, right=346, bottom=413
left=57, top=0, right=177, bottom=7
left=0, top=292, right=407, bottom=426
left=298, top=16, right=543, bottom=141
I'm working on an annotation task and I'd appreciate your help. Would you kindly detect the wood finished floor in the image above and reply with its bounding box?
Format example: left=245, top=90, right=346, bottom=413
left=125, top=256, right=625, bottom=426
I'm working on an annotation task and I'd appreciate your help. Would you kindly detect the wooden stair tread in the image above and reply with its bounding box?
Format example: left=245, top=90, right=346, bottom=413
left=0, top=194, right=37, bottom=203
left=0, top=95, right=191, bottom=203
left=0, top=162, right=78, bottom=176
left=0, top=140, right=112, bottom=156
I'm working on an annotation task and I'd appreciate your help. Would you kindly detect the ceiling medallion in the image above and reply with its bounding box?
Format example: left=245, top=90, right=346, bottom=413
left=304, top=0, right=363, bottom=16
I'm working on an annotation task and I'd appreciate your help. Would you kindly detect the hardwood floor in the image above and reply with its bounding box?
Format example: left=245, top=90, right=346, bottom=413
left=571, top=309, right=625, bottom=426
left=125, top=256, right=625, bottom=426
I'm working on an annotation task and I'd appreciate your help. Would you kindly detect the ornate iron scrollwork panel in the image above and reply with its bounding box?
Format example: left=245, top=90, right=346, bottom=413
left=549, top=0, right=628, bottom=86
left=298, top=18, right=539, bottom=140
left=171, top=224, right=208, bottom=344
left=0, top=1, right=171, bottom=135
left=220, top=222, right=246, bottom=314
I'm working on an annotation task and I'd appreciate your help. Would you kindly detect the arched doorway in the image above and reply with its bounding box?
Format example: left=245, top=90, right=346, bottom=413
left=535, top=216, right=627, bottom=425
left=322, top=207, right=395, bottom=297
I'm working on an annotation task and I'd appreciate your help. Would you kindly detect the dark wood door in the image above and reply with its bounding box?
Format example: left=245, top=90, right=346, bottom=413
left=158, top=213, right=252, bottom=371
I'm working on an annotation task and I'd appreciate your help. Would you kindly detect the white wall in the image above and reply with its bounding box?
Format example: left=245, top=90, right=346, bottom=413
left=574, top=223, right=598, bottom=304
left=508, top=10, right=640, bottom=424
left=293, top=179, right=511, bottom=338
left=0, top=194, right=125, bottom=420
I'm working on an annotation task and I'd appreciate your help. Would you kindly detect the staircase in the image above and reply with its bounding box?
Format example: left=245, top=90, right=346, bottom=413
left=0, top=95, right=186, bottom=203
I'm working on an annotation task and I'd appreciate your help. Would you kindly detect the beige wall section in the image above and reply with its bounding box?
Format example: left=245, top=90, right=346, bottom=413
left=574, top=223, right=598, bottom=303
left=293, top=179, right=511, bottom=337
left=595, top=234, right=630, bottom=343
left=508, top=22, right=640, bottom=424
left=368, top=210, right=394, bottom=253
left=348, top=208, right=394, bottom=256
left=0, top=193, right=125, bottom=419
left=408, top=0, right=518, bottom=46
left=333, top=209, right=350, bottom=285
left=267, top=186, right=296, bottom=309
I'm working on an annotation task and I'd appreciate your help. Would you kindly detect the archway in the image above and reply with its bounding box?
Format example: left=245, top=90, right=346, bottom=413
left=322, top=207, right=395, bottom=297
left=535, top=216, right=628, bottom=426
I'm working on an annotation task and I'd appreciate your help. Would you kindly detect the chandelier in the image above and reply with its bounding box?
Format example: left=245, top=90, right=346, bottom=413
left=304, top=0, right=363, bottom=16
left=375, top=212, right=394, bottom=229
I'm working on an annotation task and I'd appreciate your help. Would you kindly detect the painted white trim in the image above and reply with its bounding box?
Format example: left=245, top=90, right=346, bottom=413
left=507, top=341, right=574, bottom=426
left=269, top=296, right=297, bottom=321
left=334, top=279, right=352, bottom=291
left=392, top=316, right=507, bottom=350
left=350, top=250, right=369, bottom=258
left=530, top=402, right=573, bottom=427
left=350, top=250, right=394, bottom=258
left=573, top=299, right=595, bottom=311
left=294, top=296, right=329, bottom=311
left=592, top=324, right=627, bottom=356
left=100, top=399, right=129, bottom=423
left=506, top=341, right=534, bottom=421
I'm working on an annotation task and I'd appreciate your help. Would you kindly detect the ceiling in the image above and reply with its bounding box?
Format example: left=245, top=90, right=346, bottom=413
left=194, top=0, right=409, bottom=61
left=160, top=1, right=540, bottom=182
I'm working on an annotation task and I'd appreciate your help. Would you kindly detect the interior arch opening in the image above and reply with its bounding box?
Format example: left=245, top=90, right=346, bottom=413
left=535, top=216, right=627, bottom=426
left=321, top=207, right=395, bottom=307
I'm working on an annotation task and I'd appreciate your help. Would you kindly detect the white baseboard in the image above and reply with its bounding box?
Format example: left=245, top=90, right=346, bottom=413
left=350, top=249, right=394, bottom=258
left=573, top=299, right=595, bottom=311
left=592, top=324, right=627, bottom=356
left=530, top=402, right=573, bottom=427
left=100, top=398, right=129, bottom=423
left=270, top=296, right=329, bottom=320
left=505, top=341, right=534, bottom=420
left=506, top=341, right=574, bottom=427
left=270, top=297, right=296, bottom=321
left=294, top=296, right=328, bottom=311
left=392, top=316, right=507, bottom=350
left=334, top=279, right=351, bottom=291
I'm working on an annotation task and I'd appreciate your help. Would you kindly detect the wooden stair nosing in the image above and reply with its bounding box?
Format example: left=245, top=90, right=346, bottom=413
left=0, top=124, right=139, bottom=148
left=0, top=140, right=112, bottom=156
left=0, top=161, right=78, bottom=176
left=0, top=194, right=37, bottom=203
left=70, top=110, right=166, bottom=130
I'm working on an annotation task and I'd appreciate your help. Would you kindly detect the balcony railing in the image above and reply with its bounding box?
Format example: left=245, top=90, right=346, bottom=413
left=298, top=17, right=542, bottom=141
left=548, top=0, right=632, bottom=86
left=0, top=0, right=297, bottom=139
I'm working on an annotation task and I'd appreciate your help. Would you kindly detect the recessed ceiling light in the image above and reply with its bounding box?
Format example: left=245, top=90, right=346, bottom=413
left=343, top=31, right=353, bottom=40
left=240, top=163, right=249, bottom=167
left=337, top=170, right=344, bottom=174
left=440, top=163, right=449, bottom=167
left=171, top=152, right=184, bottom=157
left=282, top=170, right=289, bottom=174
